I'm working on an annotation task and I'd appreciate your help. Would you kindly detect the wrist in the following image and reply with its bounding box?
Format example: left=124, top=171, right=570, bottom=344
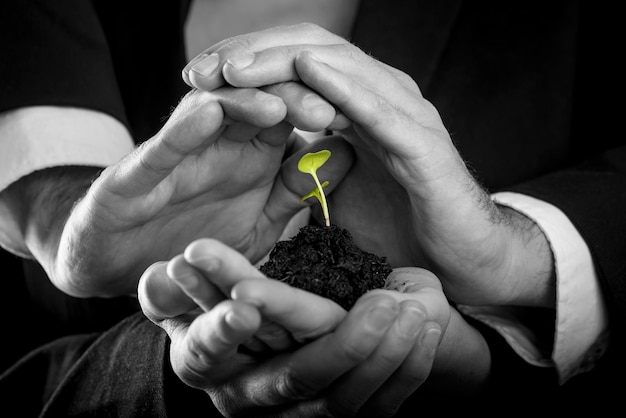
left=0, top=166, right=101, bottom=285
left=496, top=204, right=556, bottom=308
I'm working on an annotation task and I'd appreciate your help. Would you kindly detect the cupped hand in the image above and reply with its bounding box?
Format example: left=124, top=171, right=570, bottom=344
left=139, top=237, right=449, bottom=417
left=54, top=84, right=353, bottom=297
left=182, top=23, right=555, bottom=308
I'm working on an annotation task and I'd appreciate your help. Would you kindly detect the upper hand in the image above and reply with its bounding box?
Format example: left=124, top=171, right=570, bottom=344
left=182, top=23, right=556, bottom=308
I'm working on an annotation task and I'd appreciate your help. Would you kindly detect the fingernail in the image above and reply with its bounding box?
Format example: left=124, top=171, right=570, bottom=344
left=397, top=307, right=425, bottom=338
left=226, top=51, right=255, bottom=70
left=224, top=311, right=247, bottom=330
left=187, top=52, right=209, bottom=69
left=191, top=53, right=219, bottom=77
left=366, top=305, right=397, bottom=331
left=421, top=325, right=442, bottom=357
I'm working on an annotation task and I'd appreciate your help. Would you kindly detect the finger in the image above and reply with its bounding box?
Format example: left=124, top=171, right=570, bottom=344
left=213, top=87, right=287, bottom=128
left=232, top=278, right=347, bottom=343
left=285, top=130, right=310, bottom=156
left=220, top=302, right=429, bottom=418
left=99, top=92, right=225, bottom=197
left=182, top=237, right=337, bottom=353
left=184, top=53, right=223, bottom=90
left=167, top=254, right=226, bottom=312
left=238, top=293, right=401, bottom=406
left=183, top=238, right=268, bottom=296
left=263, top=317, right=438, bottom=418
left=262, top=82, right=336, bottom=132
left=181, top=239, right=334, bottom=352
left=385, top=267, right=444, bottom=294
left=295, top=51, right=432, bottom=158
left=326, top=112, right=353, bottom=131
left=323, top=299, right=427, bottom=416
left=256, top=121, right=295, bottom=147
left=174, top=299, right=262, bottom=388
left=214, top=87, right=292, bottom=146
left=220, top=43, right=357, bottom=90
left=362, top=322, right=442, bottom=417
left=220, top=121, right=264, bottom=143
left=183, top=23, right=345, bottom=90
left=232, top=41, right=411, bottom=95
left=138, top=261, right=197, bottom=323
left=218, top=42, right=406, bottom=103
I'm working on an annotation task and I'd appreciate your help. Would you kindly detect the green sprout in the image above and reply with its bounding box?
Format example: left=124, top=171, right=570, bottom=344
left=298, top=150, right=331, bottom=227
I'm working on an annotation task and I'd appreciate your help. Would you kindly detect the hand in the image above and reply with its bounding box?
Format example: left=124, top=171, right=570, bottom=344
left=138, top=238, right=458, bottom=417
left=182, top=23, right=556, bottom=309
left=51, top=84, right=354, bottom=297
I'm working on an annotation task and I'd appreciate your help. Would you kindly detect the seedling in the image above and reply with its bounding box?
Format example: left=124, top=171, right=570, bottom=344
left=298, top=150, right=331, bottom=226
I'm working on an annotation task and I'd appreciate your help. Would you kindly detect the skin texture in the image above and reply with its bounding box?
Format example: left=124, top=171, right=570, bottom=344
left=138, top=24, right=512, bottom=413
left=6, top=82, right=355, bottom=298
left=139, top=23, right=559, bottom=416
left=182, top=23, right=556, bottom=310
left=139, top=239, right=479, bottom=417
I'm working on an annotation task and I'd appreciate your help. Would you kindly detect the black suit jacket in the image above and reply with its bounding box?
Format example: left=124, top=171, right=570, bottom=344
left=0, top=0, right=624, bottom=415
left=350, top=0, right=625, bottom=410
left=352, top=0, right=625, bottom=407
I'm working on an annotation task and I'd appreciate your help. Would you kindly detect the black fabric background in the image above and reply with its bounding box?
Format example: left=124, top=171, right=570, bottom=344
left=0, top=0, right=624, bottom=415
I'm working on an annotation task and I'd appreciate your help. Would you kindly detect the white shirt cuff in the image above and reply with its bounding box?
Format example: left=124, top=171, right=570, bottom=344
left=460, top=191, right=609, bottom=384
left=0, top=106, right=135, bottom=256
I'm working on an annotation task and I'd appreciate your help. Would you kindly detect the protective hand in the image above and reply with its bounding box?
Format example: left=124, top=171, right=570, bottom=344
left=54, top=84, right=353, bottom=297
left=182, top=23, right=555, bottom=309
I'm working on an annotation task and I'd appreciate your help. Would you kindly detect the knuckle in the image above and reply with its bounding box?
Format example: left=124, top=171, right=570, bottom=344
left=274, top=369, right=319, bottom=400
left=170, top=341, right=211, bottom=387
left=337, top=42, right=364, bottom=63
left=226, top=37, right=254, bottom=53
left=297, top=21, right=324, bottom=34
left=397, top=72, right=420, bottom=92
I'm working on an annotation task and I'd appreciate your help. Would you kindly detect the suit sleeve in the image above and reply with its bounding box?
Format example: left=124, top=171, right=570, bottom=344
left=0, top=0, right=129, bottom=128
left=509, top=147, right=626, bottom=329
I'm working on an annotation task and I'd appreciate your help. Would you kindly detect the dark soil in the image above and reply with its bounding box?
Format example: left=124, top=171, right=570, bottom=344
left=259, top=225, right=392, bottom=310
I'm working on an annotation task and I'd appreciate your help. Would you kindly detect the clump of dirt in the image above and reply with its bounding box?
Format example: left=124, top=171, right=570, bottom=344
left=259, top=225, right=392, bottom=310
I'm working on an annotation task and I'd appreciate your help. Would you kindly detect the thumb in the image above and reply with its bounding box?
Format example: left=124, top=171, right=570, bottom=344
left=138, top=261, right=197, bottom=324
left=264, top=134, right=355, bottom=225
left=95, top=91, right=226, bottom=198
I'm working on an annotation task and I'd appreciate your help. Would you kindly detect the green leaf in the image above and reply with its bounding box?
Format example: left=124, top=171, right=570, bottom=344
left=299, top=181, right=330, bottom=203
left=298, top=150, right=332, bottom=226
left=298, top=150, right=331, bottom=175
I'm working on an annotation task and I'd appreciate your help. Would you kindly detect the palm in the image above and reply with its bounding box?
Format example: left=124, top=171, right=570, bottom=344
left=127, top=136, right=287, bottom=262
left=59, top=92, right=297, bottom=296
left=328, top=133, right=426, bottom=269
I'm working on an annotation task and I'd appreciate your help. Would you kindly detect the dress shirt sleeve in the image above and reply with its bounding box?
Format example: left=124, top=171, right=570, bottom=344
left=0, top=0, right=136, bottom=257
left=458, top=191, right=609, bottom=384
left=0, top=106, right=134, bottom=258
